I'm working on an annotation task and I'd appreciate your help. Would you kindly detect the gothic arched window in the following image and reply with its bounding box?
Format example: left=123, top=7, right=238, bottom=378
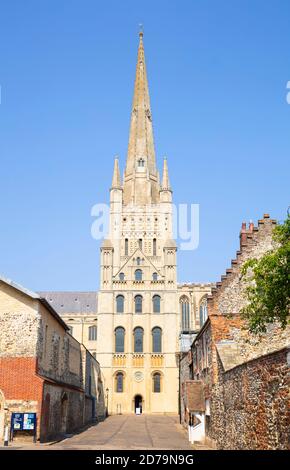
left=115, top=372, right=124, bottom=393
left=134, top=327, right=144, bottom=353
left=199, top=298, right=208, bottom=327
left=135, top=269, right=143, bottom=281
left=134, top=295, right=143, bottom=314
left=115, top=327, right=125, bottom=353
left=180, top=297, right=190, bottom=332
left=152, top=327, right=162, bottom=353
left=153, top=372, right=161, bottom=393
left=152, top=295, right=161, bottom=313
left=116, top=295, right=124, bottom=313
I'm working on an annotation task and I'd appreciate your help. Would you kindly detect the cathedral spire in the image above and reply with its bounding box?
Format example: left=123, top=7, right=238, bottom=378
left=111, top=157, right=121, bottom=189
left=125, top=31, right=157, bottom=177
left=161, top=157, right=171, bottom=191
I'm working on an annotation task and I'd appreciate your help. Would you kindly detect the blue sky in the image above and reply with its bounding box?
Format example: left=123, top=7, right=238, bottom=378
left=0, top=0, right=289, bottom=291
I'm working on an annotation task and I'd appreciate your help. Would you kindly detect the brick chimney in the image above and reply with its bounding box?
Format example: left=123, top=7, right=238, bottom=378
left=240, top=222, right=247, bottom=249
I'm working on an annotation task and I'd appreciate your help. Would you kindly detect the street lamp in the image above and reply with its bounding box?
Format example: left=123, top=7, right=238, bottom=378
left=105, top=388, right=109, bottom=417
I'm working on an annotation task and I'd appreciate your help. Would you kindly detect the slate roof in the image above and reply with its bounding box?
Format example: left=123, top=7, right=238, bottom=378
left=38, top=291, right=98, bottom=315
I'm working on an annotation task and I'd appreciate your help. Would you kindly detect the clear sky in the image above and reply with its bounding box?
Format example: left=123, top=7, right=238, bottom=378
left=0, top=0, right=289, bottom=291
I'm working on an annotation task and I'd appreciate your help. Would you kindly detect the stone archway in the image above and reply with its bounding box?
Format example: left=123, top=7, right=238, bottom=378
left=134, top=395, right=143, bottom=414
left=60, top=392, right=68, bottom=434
left=0, top=390, right=5, bottom=440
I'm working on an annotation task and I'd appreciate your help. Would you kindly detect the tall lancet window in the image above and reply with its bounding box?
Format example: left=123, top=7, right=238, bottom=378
left=152, top=327, right=162, bottom=353
left=125, top=239, right=129, bottom=256
left=115, top=327, right=125, bottom=353
left=134, top=295, right=143, bottom=313
left=180, top=297, right=191, bottom=332
left=116, top=295, right=124, bottom=313
left=199, top=298, right=208, bottom=327
left=134, top=327, right=144, bottom=353
left=138, top=239, right=142, bottom=250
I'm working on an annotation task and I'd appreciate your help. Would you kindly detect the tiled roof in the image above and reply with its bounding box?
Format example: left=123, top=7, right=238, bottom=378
left=38, top=291, right=98, bottom=315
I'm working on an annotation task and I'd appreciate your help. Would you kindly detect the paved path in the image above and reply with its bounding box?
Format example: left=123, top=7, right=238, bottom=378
left=52, top=415, right=193, bottom=450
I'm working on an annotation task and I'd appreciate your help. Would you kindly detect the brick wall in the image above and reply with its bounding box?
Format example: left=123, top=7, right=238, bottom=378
left=188, top=215, right=289, bottom=449
left=213, top=348, right=290, bottom=449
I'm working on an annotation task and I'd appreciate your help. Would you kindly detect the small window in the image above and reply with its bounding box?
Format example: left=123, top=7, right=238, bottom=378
left=88, top=325, right=97, bottom=341
left=153, top=295, right=161, bottom=313
left=136, top=257, right=141, bottom=266
left=119, top=272, right=125, bottom=281
left=138, top=239, right=142, bottom=250
left=135, top=269, right=143, bottom=281
left=152, top=327, right=162, bottom=352
left=138, top=158, right=145, bottom=167
left=116, top=372, right=124, bottom=393
left=135, top=295, right=143, bottom=314
left=125, top=239, right=128, bottom=256
left=153, top=373, right=161, bottom=393
left=115, top=327, right=125, bottom=353
left=152, top=272, right=158, bottom=281
left=116, top=295, right=124, bottom=313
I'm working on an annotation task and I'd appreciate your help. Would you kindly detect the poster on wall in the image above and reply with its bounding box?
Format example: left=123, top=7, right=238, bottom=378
left=23, top=413, right=36, bottom=430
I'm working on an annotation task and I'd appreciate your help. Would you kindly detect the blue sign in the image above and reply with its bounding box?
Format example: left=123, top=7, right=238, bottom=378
left=11, top=413, right=36, bottom=431
left=12, top=413, right=24, bottom=430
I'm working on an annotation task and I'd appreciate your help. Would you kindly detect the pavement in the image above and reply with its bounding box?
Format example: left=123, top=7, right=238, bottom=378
left=1, top=415, right=202, bottom=450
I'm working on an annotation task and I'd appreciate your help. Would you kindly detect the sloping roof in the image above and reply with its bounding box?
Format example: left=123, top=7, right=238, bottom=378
left=0, top=274, right=69, bottom=330
left=215, top=340, right=243, bottom=372
left=185, top=380, right=205, bottom=412
left=39, top=291, right=98, bottom=315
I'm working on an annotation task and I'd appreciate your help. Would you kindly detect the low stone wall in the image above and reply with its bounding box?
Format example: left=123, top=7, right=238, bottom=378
left=211, top=348, right=290, bottom=450
left=41, top=383, right=84, bottom=442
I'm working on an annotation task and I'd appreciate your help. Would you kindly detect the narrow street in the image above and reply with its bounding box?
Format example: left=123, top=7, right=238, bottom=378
left=51, top=415, right=194, bottom=450
left=1, top=415, right=199, bottom=451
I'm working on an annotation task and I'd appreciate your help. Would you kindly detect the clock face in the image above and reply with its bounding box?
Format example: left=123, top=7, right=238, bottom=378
left=134, top=371, right=144, bottom=382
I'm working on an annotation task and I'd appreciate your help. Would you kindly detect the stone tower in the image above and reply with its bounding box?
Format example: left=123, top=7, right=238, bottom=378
left=96, top=32, right=179, bottom=414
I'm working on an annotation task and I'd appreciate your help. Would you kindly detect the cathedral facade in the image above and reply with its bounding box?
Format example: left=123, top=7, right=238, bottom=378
left=96, top=32, right=212, bottom=415
left=40, top=33, right=213, bottom=416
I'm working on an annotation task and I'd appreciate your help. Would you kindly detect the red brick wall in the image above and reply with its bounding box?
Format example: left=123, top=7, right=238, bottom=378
left=0, top=357, right=44, bottom=439
left=0, top=357, right=43, bottom=401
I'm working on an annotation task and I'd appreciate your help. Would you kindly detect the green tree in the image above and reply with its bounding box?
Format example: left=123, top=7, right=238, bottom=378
left=241, top=213, right=290, bottom=333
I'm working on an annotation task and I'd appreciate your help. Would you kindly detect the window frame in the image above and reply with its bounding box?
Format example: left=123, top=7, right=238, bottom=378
left=88, top=325, right=97, bottom=341
left=115, top=326, right=125, bottom=353
left=134, top=295, right=143, bottom=314
left=152, top=327, right=162, bottom=353
left=116, top=294, right=125, bottom=313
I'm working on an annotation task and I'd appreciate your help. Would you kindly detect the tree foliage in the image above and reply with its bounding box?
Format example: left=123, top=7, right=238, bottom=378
left=241, top=213, right=290, bottom=333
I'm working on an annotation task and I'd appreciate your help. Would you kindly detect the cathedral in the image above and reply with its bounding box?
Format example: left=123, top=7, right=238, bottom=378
left=41, top=32, right=212, bottom=415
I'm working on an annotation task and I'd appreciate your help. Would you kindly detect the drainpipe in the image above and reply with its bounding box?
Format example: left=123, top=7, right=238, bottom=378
left=4, top=425, right=9, bottom=446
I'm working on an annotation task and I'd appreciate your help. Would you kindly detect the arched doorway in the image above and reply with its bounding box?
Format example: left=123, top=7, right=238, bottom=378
left=0, top=390, right=5, bottom=440
left=134, top=395, right=143, bottom=414
left=61, top=392, right=68, bottom=433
